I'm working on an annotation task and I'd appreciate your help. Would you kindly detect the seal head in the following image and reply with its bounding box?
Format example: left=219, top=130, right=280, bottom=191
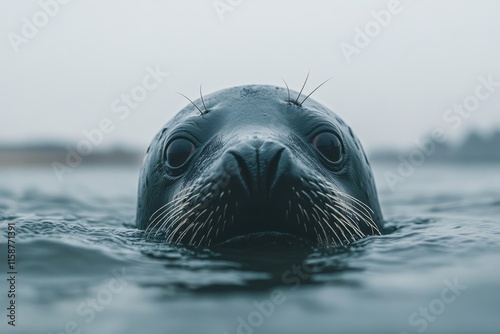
left=136, top=85, right=383, bottom=247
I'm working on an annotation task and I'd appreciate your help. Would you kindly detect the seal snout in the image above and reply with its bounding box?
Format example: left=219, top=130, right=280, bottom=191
left=206, top=137, right=324, bottom=243
left=227, top=139, right=286, bottom=201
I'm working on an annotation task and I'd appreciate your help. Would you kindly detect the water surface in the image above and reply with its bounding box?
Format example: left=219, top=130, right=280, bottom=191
left=1, top=163, right=499, bottom=334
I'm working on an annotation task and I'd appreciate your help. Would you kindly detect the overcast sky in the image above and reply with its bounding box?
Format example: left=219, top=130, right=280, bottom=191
left=1, top=0, right=499, bottom=152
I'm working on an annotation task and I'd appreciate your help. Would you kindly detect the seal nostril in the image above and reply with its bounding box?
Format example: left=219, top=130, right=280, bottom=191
left=229, top=152, right=253, bottom=195
left=266, top=148, right=285, bottom=195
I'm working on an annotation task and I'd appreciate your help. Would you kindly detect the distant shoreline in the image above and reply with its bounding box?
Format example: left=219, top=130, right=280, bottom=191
left=370, top=130, right=500, bottom=164
left=0, top=145, right=143, bottom=167
left=2, top=129, right=500, bottom=167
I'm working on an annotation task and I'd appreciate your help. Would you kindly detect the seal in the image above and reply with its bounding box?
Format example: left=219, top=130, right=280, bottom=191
left=136, top=84, right=383, bottom=247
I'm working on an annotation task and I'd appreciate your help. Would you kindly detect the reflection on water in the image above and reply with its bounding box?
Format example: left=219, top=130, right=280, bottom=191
left=0, top=163, right=499, bottom=334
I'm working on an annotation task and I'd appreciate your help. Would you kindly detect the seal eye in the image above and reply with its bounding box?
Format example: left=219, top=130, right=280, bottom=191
left=313, top=132, right=343, bottom=163
left=166, top=138, right=196, bottom=168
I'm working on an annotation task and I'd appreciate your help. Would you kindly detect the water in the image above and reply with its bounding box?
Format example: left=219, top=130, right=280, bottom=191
left=1, top=162, right=499, bottom=334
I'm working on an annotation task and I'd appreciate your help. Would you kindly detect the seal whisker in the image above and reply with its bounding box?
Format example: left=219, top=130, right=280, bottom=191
left=324, top=204, right=356, bottom=241
left=281, top=78, right=291, bottom=103
left=171, top=191, right=214, bottom=239
left=151, top=205, right=185, bottom=239
left=177, top=92, right=204, bottom=115
left=308, top=181, right=367, bottom=243
left=176, top=221, right=196, bottom=244
left=188, top=218, right=208, bottom=245
left=311, top=206, right=328, bottom=241
left=179, top=208, right=209, bottom=244
left=335, top=197, right=377, bottom=231
left=155, top=200, right=191, bottom=236
left=171, top=219, right=192, bottom=244
left=297, top=203, right=312, bottom=229
left=312, top=203, right=342, bottom=245
left=315, top=189, right=372, bottom=234
left=316, top=182, right=378, bottom=239
left=317, top=232, right=323, bottom=244
left=297, top=203, right=305, bottom=218
left=299, top=77, right=332, bottom=107
left=199, top=84, right=209, bottom=114
left=294, top=71, right=310, bottom=105
left=321, top=216, right=344, bottom=245
left=148, top=203, right=184, bottom=234
left=326, top=198, right=365, bottom=236
left=148, top=195, right=186, bottom=222
left=327, top=209, right=348, bottom=243
left=222, top=203, right=229, bottom=231
left=326, top=192, right=380, bottom=235
left=313, top=213, right=330, bottom=245
left=165, top=203, right=202, bottom=242
left=172, top=200, right=213, bottom=244
left=325, top=202, right=364, bottom=239
left=197, top=210, right=215, bottom=234
left=334, top=196, right=372, bottom=223
left=215, top=218, right=222, bottom=238
left=148, top=200, right=188, bottom=239
left=184, top=208, right=212, bottom=245
left=206, top=225, right=214, bottom=247
left=197, top=234, right=207, bottom=247
left=300, top=189, right=314, bottom=203
left=334, top=190, right=375, bottom=214
left=147, top=194, right=190, bottom=230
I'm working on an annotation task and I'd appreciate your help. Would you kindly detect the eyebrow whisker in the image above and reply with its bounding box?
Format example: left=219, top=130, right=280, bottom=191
left=177, top=92, right=204, bottom=115
left=281, top=78, right=291, bottom=103
left=299, top=78, right=332, bottom=107
left=199, top=84, right=208, bottom=113
left=294, top=71, right=310, bottom=105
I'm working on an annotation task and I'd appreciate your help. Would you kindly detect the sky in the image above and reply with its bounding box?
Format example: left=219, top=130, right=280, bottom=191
left=1, top=0, right=499, bottom=152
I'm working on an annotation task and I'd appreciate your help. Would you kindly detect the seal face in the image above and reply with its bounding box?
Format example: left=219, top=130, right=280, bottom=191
left=136, top=85, right=383, bottom=247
